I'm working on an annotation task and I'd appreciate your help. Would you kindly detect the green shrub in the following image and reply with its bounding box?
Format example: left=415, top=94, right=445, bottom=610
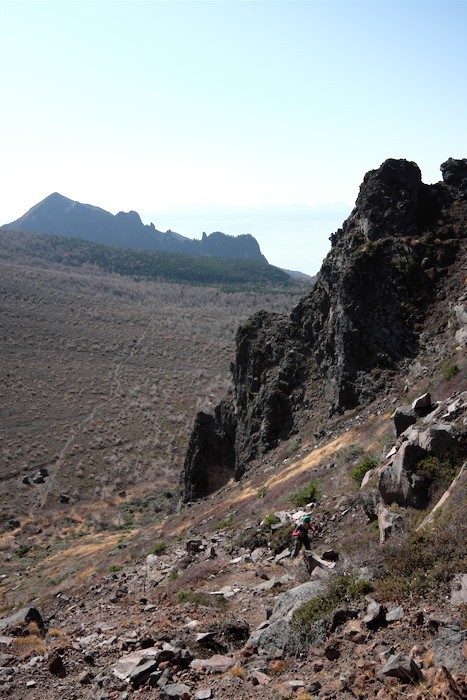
left=350, top=455, right=378, bottom=485
left=291, top=575, right=373, bottom=632
left=147, top=541, right=167, bottom=556
left=262, top=512, right=281, bottom=529
left=109, top=564, right=122, bottom=572
left=414, top=456, right=459, bottom=490
left=214, top=513, right=234, bottom=530
left=291, top=479, right=321, bottom=507
left=443, top=364, right=459, bottom=380
left=269, top=524, right=294, bottom=555
left=376, top=502, right=467, bottom=600
left=177, top=590, right=228, bottom=610
left=15, top=545, right=30, bottom=558
left=287, top=436, right=302, bottom=455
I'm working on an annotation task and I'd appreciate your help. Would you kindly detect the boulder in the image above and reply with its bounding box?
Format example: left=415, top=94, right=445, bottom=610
left=190, top=654, right=236, bottom=673
left=362, top=489, right=380, bottom=522
left=246, top=580, right=327, bottom=654
left=378, top=443, right=429, bottom=508
left=378, top=504, right=404, bottom=543
left=412, top=392, right=433, bottom=412
left=393, top=405, right=417, bottom=437
left=112, top=648, right=173, bottom=685
left=0, top=607, right=44, bottom=635
left=450, top=574, right=467, bottom=606
left=433, top=629, right=467, bottom=674
left=418, top=424, right=463, bottom=458
left=342, top=619, right=367, bottom=644
left=363, top=599, right=386, bottom=630
left=160, top=683, right=192, bottom=699
left=380, top=652, right=422, bottom=683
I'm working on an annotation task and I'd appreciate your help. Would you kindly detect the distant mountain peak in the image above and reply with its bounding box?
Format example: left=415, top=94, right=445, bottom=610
left=2, top=193, right=268, bottom=264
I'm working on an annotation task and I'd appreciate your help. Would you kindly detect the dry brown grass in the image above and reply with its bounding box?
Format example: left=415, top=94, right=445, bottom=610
left=229, top=665, right=246, bottom=679
left=0, top=253, right=302, bottom=543
left=10, top=634, right=46, bottom=657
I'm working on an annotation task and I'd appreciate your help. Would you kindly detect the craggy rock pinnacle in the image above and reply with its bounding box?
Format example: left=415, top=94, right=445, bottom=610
left=180, top=158, right=467, bottom=502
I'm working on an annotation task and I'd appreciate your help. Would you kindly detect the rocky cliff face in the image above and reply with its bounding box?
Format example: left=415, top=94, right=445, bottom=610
left=180, top=158, right=467, bottom=502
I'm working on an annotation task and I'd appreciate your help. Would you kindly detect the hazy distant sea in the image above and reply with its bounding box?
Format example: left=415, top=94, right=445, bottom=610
left=142, top=202, right=351, bottom=276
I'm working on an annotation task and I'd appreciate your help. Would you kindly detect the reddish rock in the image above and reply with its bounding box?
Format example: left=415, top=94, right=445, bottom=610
left=324, top=641, right=341, bottom=661
left=48, top=651, right=65, bottom=676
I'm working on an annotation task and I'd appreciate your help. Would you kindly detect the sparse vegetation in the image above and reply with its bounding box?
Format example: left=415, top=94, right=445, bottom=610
left=350, top=455, right=378, bottom=485
left=443, top=363, right=459, bottom=380
left=147, top=541, right=167, bottom=556
left=269, top=524, right=295, bottom=555
left=261, top=512, right=281, bottom=529
left=0, top=243, right=303, bottom=536
left=376, top=499, right=467, bottom=600
left=414, top=456, right=461, bottom=493
left=291, top=575, right=373, bottom=635
left=177, top=590, right=228, bottom=610
left=214, top=513, right=234, bottom=530
left=291, top=479, right=321, bottom=507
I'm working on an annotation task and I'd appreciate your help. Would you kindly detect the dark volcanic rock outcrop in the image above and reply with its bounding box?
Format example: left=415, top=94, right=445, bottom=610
left=180, top=158, right=467, bottom=502
left=3, top=192, right=268, bottom=263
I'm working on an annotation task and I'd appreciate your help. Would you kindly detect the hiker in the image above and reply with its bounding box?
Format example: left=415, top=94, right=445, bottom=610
left=291, top=515, right=315, bottom=557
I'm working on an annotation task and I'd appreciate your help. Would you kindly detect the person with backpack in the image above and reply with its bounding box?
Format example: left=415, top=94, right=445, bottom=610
left=291, top=515, right=315, bottom=557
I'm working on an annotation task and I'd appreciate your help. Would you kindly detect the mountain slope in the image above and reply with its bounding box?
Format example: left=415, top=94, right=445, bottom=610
left=3, top=192, right=268, bottom=263
left=0, top=160, right=466, bottom=700
left=181, top=157, right=467, bottom=501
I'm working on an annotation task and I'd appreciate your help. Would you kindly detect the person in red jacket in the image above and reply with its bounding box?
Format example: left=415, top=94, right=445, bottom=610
left=291, top=515, right=315, bottom=557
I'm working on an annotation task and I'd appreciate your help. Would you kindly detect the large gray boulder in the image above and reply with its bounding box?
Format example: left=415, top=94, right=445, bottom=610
left=418, top=424, right=463, bottom=457
left=433, top=628, right=467, bottom=674
left=378, top=443, right=429, bottom=508
left=0, top=607, right=44, bottom=635
left=247, top=580, right=327, bottom=655
left=393, top=405, right=417, bottom=437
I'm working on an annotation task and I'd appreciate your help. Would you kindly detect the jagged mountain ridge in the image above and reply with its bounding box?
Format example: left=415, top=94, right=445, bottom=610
left=3, top=192, right=268, bottom=263
left=181, top=157, right=467, bottom=502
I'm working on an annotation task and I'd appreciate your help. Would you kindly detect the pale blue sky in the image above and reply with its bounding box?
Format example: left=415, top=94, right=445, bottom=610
left=1, top=0, right=466, bottom=273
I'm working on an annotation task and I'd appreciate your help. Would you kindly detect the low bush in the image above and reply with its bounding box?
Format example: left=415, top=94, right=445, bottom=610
left=376, top=494, right=467, bottom=600
left=443, top=364, right=459, bottom=380
left=177, top=590, right=228, bottom=610
left=269, top=524, right=294, bottom=555
left=291, top=575, right=373, bottom=634
left=262, top=512, right=281, bottom=529
left=414, top=456, right=460, bottom=491
left=147, top=541, right=167, bottom=556
left=350, top=455, right=378, bottom=485
left=291, top=479, right=321, bottom=508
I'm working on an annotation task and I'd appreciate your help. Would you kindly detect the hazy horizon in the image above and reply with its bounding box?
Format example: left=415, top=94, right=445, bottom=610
left=1, top=0, right=465, bottom=273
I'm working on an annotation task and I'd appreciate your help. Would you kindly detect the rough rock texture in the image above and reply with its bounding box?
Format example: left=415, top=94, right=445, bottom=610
left=180, top=158, right=467, bottom=502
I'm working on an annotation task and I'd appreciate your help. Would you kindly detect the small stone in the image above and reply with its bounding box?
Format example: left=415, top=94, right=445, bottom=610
left=194, top=690, right=212, bottom=699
